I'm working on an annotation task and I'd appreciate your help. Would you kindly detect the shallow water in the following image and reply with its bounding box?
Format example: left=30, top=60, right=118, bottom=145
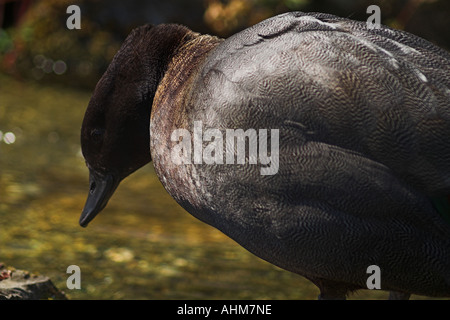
left=0, top=74, right=428, bottom=300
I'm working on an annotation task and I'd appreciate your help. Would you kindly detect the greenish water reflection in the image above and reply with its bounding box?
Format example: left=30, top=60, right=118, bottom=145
left=0, top=74, right=416, bottom=300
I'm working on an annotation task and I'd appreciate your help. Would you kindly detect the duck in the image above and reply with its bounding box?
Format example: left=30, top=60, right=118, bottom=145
left=79, top=11, right=450, bottom=300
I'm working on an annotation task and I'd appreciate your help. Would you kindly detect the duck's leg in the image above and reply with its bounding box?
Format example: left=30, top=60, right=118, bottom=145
left=318, top=292, right=347, bottom=300
left=388, top=291, right=411, bottom=300
left=310, top=277, right=348, bottom=300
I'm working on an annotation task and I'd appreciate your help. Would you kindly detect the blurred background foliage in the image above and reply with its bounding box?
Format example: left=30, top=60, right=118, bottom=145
left=0, top=0, right=449, bottom=90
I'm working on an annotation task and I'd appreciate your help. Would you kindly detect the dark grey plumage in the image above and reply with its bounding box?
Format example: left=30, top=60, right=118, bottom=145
left=82, top=12, right=450, bottom=299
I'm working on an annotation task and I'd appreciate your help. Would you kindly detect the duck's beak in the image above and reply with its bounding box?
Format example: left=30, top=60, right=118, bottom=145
left=79, top=169, right=118, bottom=227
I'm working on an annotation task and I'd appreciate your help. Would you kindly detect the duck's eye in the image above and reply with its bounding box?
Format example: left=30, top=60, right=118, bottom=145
left=91, top=128, right=105, bottom=144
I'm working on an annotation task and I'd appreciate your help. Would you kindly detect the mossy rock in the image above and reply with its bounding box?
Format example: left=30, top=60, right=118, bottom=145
left=0, top=263, right=67, bottom=300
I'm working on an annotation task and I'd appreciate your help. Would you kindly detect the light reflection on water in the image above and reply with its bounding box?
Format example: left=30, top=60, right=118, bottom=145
left=1, top=74, right=397, bottom=300
left=0, top=131, right=16, bottom=144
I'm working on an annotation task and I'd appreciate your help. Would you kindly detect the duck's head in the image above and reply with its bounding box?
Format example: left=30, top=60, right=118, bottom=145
left=79, top=24, right=191, bottom=227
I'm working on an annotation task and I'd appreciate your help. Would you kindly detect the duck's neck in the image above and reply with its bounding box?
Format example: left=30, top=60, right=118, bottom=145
left=150, top=31, right=223, bottom=215
left=151, top=31, right=223, bottom=122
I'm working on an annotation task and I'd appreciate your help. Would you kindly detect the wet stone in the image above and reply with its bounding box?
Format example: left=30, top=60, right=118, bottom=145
left=0, top=263, right=67, bottom=300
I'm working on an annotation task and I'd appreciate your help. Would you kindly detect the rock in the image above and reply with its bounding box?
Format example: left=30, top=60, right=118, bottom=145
left=0, top=263, right=67, bottom=300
